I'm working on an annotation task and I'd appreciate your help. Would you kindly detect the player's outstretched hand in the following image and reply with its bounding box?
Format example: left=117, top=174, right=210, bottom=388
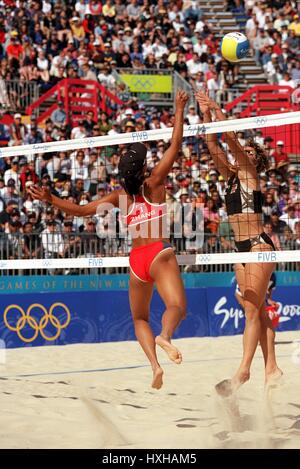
left=28, top=185, right=53, bottom=203
left=175, top=89, right=189, bottom=110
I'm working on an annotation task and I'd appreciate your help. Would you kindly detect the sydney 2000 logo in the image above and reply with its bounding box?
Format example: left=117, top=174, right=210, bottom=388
left=3, top=303, right=71, bottom=343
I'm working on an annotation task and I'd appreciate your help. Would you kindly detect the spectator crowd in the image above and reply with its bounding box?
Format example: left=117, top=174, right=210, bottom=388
left=0, top=0, right=299, bottom=271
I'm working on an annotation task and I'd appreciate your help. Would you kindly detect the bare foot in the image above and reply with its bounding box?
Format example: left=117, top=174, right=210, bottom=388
left=215, top=379, right=233, bottom=397
left=152, top=367, right=164, bottom=390
left=265, top=367, right=283, bottom=386
left=155, top=335, right=182, bottom=364
left=215, top=371, right=250, bottom=397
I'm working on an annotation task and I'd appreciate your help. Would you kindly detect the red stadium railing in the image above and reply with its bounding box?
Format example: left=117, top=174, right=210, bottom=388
left=25, top=79, right=124, bottom=126
left=225, top=85, right=298, bottom=117
left=225, top=85, right=300, bottom=155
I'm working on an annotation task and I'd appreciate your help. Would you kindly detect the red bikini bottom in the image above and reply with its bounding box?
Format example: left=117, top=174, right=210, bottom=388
left=129, top=241, right=173, bottom=283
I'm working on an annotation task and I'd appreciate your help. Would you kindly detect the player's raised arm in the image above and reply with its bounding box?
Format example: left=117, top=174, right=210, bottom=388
left=29, top=185, right=120, bottom=217
left=200, top=93, right=255, bottom=175
left=151, top=90, right=189, bottom=183
left=195, top=91, right=233, bottom=180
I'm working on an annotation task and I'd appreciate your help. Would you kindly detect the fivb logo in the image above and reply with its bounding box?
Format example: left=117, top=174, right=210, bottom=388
left=0, top=339, right=6, bottom=364
left=132, top=131, right=149, bottom=142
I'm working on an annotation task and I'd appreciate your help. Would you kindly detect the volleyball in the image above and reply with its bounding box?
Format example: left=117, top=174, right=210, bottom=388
left=221, top=32, right=250, bottom=63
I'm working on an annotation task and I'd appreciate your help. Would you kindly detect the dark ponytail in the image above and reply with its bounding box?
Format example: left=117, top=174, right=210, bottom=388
left=121, top=170, right=145, bottom=196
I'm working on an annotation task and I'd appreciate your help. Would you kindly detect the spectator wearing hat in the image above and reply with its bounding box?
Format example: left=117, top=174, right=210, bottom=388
left=6, top=31, right=24, bottom=66
left=288, top=14, right=300, bottom=36
left=51, top=101, right=67, bottom=127
left=120, top=108, right=134, bottom=127
left=287, top=164, right=300, bottom=183
left=124, top=121, right=135, bottom=132
left=186, top=104, right=200, bottom=125
left=10, top=113, right=27, bottom=146
left=4, top=160, right=21, bottom=189
left=273, top=140, right=289, bottom=168
left=70, top=17, right=85, bottom=46
left=270, top=208, right=287, bottom=235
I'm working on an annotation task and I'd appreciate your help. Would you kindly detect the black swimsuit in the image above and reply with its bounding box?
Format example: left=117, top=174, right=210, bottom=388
left=224, top=174, right=275, bottom=253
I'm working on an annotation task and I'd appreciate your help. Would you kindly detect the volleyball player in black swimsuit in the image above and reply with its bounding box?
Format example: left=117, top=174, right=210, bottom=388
left=195, top=91, right=282, bottom=393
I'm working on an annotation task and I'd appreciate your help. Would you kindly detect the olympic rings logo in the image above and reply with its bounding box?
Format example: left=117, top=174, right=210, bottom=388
left=3, top=303, right=71, bottom=343
left=198, top=255, right=211, bottom=263
left=131, top=77, right=155, bottom=91
left=255, top=117, right=267, bottom=126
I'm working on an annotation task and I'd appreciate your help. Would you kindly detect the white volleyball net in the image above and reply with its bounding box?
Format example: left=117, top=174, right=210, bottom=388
left=0, top=110, right=300, bottom=275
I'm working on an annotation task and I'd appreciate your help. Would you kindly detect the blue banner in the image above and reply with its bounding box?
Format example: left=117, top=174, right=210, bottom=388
left=0, top=272, right=299, bottom=295
left=0, top=286, right=299, bottom=348
left=207, top=287, right=300, bottom=336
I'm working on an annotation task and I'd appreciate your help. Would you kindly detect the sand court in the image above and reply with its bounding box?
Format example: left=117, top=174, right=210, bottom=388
left=0, top=331, right=300, bottom=449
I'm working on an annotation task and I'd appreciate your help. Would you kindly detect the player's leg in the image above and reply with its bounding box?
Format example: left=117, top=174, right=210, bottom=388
left=129, top=273, right=163, bottom=389
left=232, top=259, right=276, bottom=388
left=150, top=249, right=186, bottom=364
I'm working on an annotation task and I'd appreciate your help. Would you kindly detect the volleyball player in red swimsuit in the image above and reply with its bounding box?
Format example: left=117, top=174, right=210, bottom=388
left=30, top=90, right=189, bottom=390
